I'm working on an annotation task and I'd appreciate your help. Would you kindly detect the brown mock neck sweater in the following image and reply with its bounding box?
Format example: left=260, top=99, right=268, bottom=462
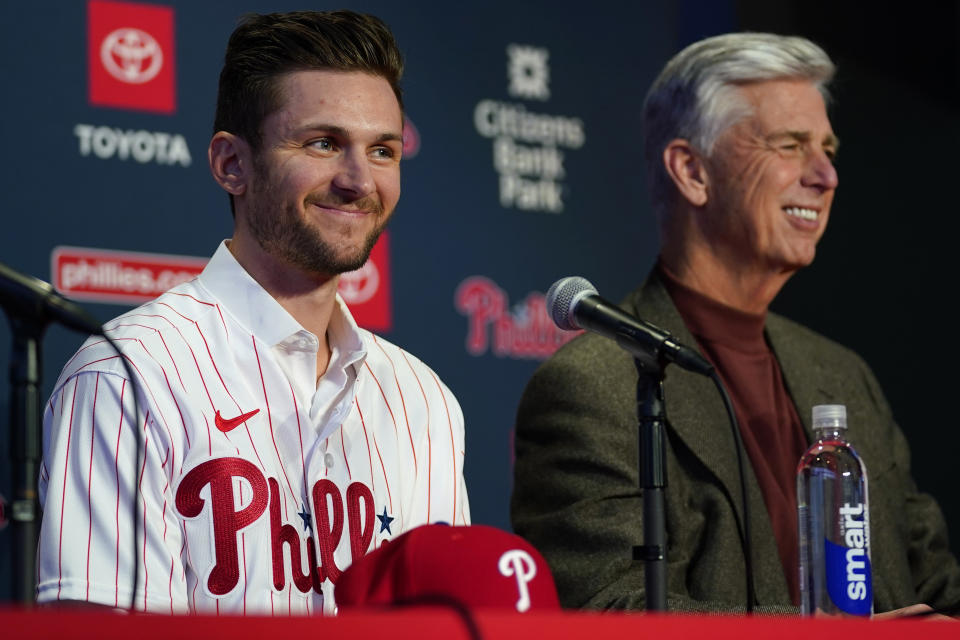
left=659, top=264, right=809, bottom=605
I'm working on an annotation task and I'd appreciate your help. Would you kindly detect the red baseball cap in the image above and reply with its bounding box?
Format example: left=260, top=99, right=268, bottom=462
left=335, top=524, right=560, bottom=612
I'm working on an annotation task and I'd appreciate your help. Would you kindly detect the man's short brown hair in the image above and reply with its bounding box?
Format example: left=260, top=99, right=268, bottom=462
left=213, top=10, right=404, bottom=151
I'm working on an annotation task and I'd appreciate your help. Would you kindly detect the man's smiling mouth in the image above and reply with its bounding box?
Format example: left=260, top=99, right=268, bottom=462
left=783, top=206, right=818, bottom=221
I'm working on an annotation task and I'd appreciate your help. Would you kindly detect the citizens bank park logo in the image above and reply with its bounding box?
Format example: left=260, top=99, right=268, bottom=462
left=88, top=0, right=175, bottom=114
left=455, top=276, right=579, bottom=359
left=473, top=44, right=585, bottom=214
left=51, top=237, right=393, bottom=331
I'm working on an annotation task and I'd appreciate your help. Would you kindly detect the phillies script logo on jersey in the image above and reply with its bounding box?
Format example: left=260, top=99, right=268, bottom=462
left=88, top=0, right=176, bottom=114
left=338, top=232, right=392, bottom=331
left=176, top=458, right=376, bottom=594
left=455, top=276, right=580, bottom=359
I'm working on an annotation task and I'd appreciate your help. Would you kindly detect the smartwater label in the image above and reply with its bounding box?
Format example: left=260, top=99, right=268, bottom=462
left=824, top=537, right=872, bottom=615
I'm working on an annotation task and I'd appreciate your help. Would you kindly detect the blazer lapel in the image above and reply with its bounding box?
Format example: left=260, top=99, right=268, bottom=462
left=631, top=272, right=792, bottom=604
left=631, top=274, right=754, bottom=520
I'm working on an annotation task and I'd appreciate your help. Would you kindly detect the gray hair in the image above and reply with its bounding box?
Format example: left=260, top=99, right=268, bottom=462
left=643, top=33, right=835, bottom=218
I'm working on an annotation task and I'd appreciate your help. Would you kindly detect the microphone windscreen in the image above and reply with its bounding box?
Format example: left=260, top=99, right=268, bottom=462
left=546, top=276, right=596, bottom=330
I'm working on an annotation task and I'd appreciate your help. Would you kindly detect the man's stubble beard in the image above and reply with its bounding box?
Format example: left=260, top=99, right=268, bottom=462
left=245, top=161, right=390, bottom=278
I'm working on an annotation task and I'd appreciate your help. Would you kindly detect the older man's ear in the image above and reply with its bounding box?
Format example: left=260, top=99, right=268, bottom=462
left=663, top=139, right=709, bottom=208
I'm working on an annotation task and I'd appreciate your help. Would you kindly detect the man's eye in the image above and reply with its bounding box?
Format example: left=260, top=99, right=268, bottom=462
left=308, top=138, right=334, bottom=151
left=371, top=146, right=395, bottom=159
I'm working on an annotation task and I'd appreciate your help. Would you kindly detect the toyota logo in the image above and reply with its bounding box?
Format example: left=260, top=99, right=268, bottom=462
left=100, top=27, right=163, bottom=84
left=338, top=261, right=380, bottom=305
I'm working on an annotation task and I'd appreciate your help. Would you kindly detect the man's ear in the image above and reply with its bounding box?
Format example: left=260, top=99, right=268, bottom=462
left=208, top=131, right=251, bottom=197
left=663, top=139, right=709, bottom=207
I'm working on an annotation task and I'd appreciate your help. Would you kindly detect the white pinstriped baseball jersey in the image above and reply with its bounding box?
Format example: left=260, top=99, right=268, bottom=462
left=37, top=242, right=470, bottom=614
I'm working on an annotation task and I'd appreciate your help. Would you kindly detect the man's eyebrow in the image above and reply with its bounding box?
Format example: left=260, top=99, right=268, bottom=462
left=769, top=130, right=840, bottom=150
left=769, top=130, right=810, bottom=143
left=293, top=123, right=403, bottom=143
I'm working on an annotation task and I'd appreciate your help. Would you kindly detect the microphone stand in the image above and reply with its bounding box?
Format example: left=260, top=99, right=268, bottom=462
left=630, top=355, right=668, bottom=612
left=5, top=313, right=47, bottom=606
left=1, top=263, right=107, bottom=605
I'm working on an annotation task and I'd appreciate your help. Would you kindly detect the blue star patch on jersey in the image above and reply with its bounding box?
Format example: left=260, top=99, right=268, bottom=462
left=377, top=507, right=394, bottom=534
left=298, top=506, right=312, bottom=534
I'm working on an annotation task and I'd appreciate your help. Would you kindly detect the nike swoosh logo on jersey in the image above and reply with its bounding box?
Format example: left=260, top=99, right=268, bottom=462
left=214, top=408, right=261, bottom=433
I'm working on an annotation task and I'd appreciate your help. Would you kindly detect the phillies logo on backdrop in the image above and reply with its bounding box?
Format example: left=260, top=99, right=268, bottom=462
left=338, top=232, right=392, bottom=331
left=402, top=116, right=420, bottom=159
left=454, top=276, right=579, bottom=359
left=88, top=0, right=176, bottom=114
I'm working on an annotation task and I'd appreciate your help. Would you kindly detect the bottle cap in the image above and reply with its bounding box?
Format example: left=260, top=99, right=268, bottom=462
left=812, top=404, right=847, bottom=430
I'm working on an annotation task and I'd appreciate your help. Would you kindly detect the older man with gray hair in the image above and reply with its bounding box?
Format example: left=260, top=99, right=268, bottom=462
left=511, top=33, right=960, bottom=615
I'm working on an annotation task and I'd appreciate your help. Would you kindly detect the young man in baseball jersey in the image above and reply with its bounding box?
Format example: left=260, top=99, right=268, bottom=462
left=36, top=10, right=470, bottom=614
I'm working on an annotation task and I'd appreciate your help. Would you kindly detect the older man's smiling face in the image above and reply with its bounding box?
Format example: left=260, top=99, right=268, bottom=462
left=702, top=78, right=839, bottom=275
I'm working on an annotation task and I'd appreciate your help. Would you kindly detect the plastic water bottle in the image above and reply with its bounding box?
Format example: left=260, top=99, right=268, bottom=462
left=797, top=404, right=871, bottom=616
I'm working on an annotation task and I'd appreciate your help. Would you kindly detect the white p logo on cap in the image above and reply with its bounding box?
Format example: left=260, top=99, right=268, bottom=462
left=498, top=549, right=537, bottom=612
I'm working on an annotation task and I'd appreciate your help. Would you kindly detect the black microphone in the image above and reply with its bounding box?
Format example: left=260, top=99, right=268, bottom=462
left=0, top=261, right=103, bottom=334
left=546, top=276, right=713, bottom=376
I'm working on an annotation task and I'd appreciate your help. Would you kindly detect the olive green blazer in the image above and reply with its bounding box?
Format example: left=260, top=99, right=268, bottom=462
left=511, top=270, right=960, bottom=613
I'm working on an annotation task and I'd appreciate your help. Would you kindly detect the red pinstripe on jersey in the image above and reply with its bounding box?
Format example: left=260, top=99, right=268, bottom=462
left=372, top=431, right=393, bottom=514
left=111, top=324, right=187, bottom=472
left=138, top=411, right=152, bottom=611
left=73, top=350, right=177, bottom=458
left=363, top=361, right=398, bottom=440
left=373, top=335, right=416, bottom=472
left=163, top=301, right=267, bottom=471
left=158, top=447, right=173, bottom=613
left=340, top=426, right=352, bottom=480
left=192, top=319, right=241, bottom=411
left=353, top=398, right=376, bottom=494
left=288, top=381, right=308, bottom=498
left=253, top=336, right=297, bottom=505
left=125, top=311, right=217, bottom=412
left=241, top=530, right=247, bottom=614
left=57, top=377, right=79, bottom=600
left=128, top=336, right=185, bottom=461
left=113, top=378, right=126, bottom=608
left=400, top=350, right=432, bottom=521
left=85, top=373, right=100, bottom=601
left=109, top=323, right=187, bottom=392
left=166, top=291, right=230, bottom=343
left=430, top=369, right=458, bottom=525
left=202, top=414, right=212, bottom=456
left=153, top=304, right=218, bottom=410
left=62, top=337, right=110, bottom=372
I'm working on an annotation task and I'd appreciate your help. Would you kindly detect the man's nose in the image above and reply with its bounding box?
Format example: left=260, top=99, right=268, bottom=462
left=802, top=148, right=839, bottom=192
left=332, top=149, right=375, bottom=197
